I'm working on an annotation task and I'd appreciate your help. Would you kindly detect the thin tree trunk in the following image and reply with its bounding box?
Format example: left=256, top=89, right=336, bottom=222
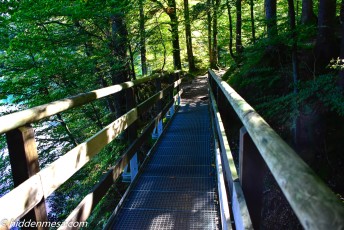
left=156, top=16, right=167, bottom=71
left=339, top=0, right=344, bottom=90
left=287, top=0, right=299, bottom=148
left=287, top=0, right=299, bottom=93
left=56, top=113, right=78, bottom=147
left=226, top=0, right=236, bottom=60
left=90, top=102, right=104, bottom=129
left=128, top=42, right=136, bottom=80
left=236, top=0, right=243, bottom=54
left=139, top=0, right=147, bottom=75
left=184, top=0, right=196, bottom=71
left=211, top=0, right=220, bottom=69
left=207, top=0, right=213, bottom=65
left=167, top=0, right=182, bottom=70
left=99, top=75, right=116, bottom=113
left=250, top=0, right=256, bottom=43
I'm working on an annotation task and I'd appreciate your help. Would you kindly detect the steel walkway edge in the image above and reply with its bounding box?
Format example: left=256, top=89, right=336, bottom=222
left=108, top=102, right=221, bottom=230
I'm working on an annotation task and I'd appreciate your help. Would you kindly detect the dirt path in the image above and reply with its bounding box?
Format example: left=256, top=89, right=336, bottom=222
left=181, top=74, right=209, bottom=104
left=181, top=70, right=226, bottom=104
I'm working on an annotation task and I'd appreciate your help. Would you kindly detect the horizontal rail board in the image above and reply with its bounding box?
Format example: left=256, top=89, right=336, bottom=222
left=60, top=169, right=114, bottom=228
left=0, top=175, right=43, bottom=229
left=0, top=74, right=169, bottom=134
left=209, top=69, right=344, bottom=230
left=0, top=78, right=182, bottom=223
left=39, top=108, right=138, bottom=197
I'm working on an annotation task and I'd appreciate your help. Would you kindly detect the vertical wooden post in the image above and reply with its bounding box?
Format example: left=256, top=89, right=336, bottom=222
left=169, top=72, right=175, bottom=99
left=126, top=87, right=137, bottom=142
left=126, top=87, right=139, bottom=181
left=176, top=71, right=181, bottom=105
left=167, top=73, right=175, bottom=117
left=155, top=77, right=162, bottom=114
left=239, top=127, right=266, bottom=230
left=6, top=125, right=48, bottom=230
left=152, top=77, right=163, bottom=139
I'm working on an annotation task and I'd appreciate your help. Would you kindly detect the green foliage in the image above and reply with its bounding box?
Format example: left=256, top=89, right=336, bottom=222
left=225, top=26, right=344, bottom=128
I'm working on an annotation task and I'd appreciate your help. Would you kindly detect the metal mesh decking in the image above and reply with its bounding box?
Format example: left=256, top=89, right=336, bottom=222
left=111, top=102, right=220, bottom=230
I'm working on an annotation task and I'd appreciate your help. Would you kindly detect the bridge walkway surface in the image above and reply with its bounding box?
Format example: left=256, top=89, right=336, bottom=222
left=109, top=75, right=221, bottom=229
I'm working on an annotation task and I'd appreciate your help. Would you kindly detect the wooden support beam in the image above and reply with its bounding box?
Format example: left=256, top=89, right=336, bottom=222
left=6, top=125, right=48, bottom=230
left=239, top=127, right=266, bottom=229
left=126, top=86, right=138, bottom=143
left=155, top=77, right=162, bottom=115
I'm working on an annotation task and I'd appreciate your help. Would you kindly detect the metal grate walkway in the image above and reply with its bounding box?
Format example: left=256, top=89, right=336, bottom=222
left=111, top=101, right=220, bottom=229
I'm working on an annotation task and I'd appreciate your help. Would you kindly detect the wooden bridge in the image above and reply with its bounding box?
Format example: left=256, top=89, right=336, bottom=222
left=0, top=70, right=343, bottom=230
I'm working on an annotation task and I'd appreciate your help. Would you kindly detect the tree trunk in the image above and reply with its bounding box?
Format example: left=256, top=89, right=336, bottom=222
left=156, top=16, right=167, bottom=71
left=288, top=0, right=300, bottom=148
left=287, top=0, right=299, bottom=94
left=207, top=0, right=213, bottom=65
left=184, top=0, right=196, bottom=72
left=339, top=0, right=344, bottom=90
left=139, top=0, right=147, bottom=75
left=301, top=0, right=317, bottom=25
left=211, top=0, right=220, bottom=69
left=314, top=0, right=338, bottom=73
left=128, top=43, right=136, bottom=80
left=167, top=0, right=182, bottom=70
left=110, top=12, right=130, bottom=119
left=56, top=113, right=78, bottom=147
left=99, top=75, right=117, bottom=113
left=236, top=0, right=243, bottom=54
left=265, top=0, right=278, bottom=39
left=226, top=0, right=236, bottom=60
left=250, top=0, right=256, bottom=43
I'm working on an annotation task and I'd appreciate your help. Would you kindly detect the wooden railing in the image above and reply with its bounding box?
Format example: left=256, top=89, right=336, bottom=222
left=208, top=69, right=344, bottom=230
left=0, top=71, right=183, bottom=230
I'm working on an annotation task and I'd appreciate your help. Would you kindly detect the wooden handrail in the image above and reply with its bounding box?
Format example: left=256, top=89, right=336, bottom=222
left=208, top=69, right=344, bottom=230
left=0, top=74, right=167, bottom=135
left=0, top=73, right=183, bottom=228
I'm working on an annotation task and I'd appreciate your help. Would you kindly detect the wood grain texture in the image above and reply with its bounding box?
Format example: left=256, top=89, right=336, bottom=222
left=0, top=175, right=43, bottom=229
left=6, top=125, right=48, bottom=230
left=39, top=108, right=138, bottom=197
left=209, top=69, right=344, bottom=230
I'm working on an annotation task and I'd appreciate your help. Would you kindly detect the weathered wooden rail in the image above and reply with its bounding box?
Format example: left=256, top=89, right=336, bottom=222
left=208, top=69, right=344, bottom=230
left=0, top=71, right=182, bottom=230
